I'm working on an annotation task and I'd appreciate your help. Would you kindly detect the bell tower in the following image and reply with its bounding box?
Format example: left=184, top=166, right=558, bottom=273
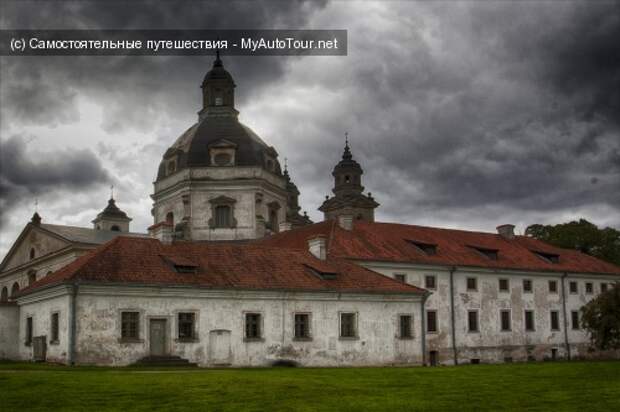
left=319, top=134, right=379, bottom=222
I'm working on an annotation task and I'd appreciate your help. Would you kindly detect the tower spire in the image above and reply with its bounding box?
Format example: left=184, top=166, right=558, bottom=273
left=342, top=132, right=352, bottom=160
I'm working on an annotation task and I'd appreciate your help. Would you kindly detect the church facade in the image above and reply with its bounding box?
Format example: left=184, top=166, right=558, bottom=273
left=0, top=55, right=619, bottom=367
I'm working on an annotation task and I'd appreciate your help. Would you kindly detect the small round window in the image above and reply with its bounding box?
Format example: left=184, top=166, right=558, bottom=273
left=214, top=153, right=232, bottom=166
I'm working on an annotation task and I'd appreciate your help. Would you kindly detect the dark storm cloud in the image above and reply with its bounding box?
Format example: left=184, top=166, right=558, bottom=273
left=0, top=135, right=111, bottom=219
left=0, top=0, right=327, bottom=131
left=1, top=0, right=619, bottom=256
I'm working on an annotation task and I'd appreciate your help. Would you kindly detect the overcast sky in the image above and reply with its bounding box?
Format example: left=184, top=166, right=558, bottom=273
left=1, top=0, right=619, bottom=257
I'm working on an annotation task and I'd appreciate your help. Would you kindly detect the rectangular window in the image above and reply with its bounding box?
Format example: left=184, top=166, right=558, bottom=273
left=340, top=313, right=357, bottom=338
left=245, top=313, right=262, bottom=339
left=294, top=313, right=311, bottom=339
left=50, top=312, right=59, bottom=343
left=601, top=283, right=608, bottom=293
left=178, top=312, right=195, bottom=340
left=525, top=310, right=535, bottom=331
left=585, top=282, right=593, bottom=294
left=500, top=310, right=511, bottom=331
left=468, top=311, right=479, bottom=332
left=399, top=315, right=413, bottom=339
left=426, top=310, right=438, bottom=333
left=550, top=311, right=560, bottom=331
left=569, top=281, right=578, bottom=294
left=466, top=277, right=477, bottom=291
left=571, top=311, right=579, bottom=330
left=499, top=278, right=509, bottom=292
left=549, top=280, right=558, bottom=293
left=121, top=312, right=139, bottom=340
left=25, top=316, right=33, bottom=346
left=523, top=279, right=533, bottom=293
left=394, top=274, right=406, bottom=283
left=425, top=275, right=436, bottom=289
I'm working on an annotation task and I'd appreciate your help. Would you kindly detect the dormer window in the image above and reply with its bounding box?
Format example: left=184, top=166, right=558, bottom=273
left=167, top=160, right=176, bottom=175
left=161, top=255, right=198, bottom=274
left=304, top=263, right=338, bottom=280
left=470, top=246, right=499, bottom=260
left=208, top=139, right=236, bottom=167
left=214, top=153, right=232, bottom=166
left=533, top=251, right=560, bottom=264
left=406, top=240, right=437, bottom=256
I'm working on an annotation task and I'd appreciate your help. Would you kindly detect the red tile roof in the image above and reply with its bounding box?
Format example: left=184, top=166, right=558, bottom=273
left=18, top=236, right=425, bottom=296
left=259, top=221, right=620, bottom=276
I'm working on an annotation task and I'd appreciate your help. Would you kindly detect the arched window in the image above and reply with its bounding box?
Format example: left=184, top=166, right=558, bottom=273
left=110, top=225, right=120, bottom=232
left=30, top=248, right=35, bottom=260
left=269, top=209, right=278, bottom=232
left=214, top=205, right=232, bottom=228
left=0, top=287, right=8, bottom=303
left=28, top=270, right=37, bottom=286
left=46, top=271, right=53, bottom=277
left=166, top=212, right=174, bottom=227
left=11, top=282, right=19, bottom=298
left=345, top=175, right=351, bottom=183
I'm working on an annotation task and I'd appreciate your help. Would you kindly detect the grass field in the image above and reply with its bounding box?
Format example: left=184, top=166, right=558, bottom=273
left=0, top=361, right=619, bottom=411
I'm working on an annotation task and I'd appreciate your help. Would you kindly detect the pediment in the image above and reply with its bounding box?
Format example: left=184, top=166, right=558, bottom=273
left=0, top=224, right=72, bottom=272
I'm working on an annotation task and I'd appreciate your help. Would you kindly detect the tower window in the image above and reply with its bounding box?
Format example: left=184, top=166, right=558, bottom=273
left=215, top=205, right=232, bottom=228
left=110, top=225, right=120, bottom=232
left=215, top=96, right=223, bottom=106
left=345, top=175, right=351, bottom=183
left=166, top=212, right=174, bottom=226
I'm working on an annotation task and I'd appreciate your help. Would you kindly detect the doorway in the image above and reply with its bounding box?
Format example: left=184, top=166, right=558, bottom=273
left=149, top=319, right=167, bottom=356
left=429, top=350, right=438, bottom=366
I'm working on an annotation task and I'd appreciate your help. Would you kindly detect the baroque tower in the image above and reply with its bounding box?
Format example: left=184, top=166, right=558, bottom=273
left=151, top=53, right=308, bottom=241
left=319, top=137, right=379, bottom=222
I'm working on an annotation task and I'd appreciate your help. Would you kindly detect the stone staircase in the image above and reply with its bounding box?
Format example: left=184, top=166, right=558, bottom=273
left=133, top=355, right=198, bottom=367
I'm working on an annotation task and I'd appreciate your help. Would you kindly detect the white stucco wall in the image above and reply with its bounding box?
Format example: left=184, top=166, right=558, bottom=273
left=360, top=261, right=620, bottom=364
left=74, top=286, right=424, bottom=367
left=0, top=304, right=19, bottom=359
left=17, top=290, right=71, bottom=363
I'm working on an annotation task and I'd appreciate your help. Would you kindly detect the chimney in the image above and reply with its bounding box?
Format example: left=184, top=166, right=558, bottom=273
left=496, top=224, right=515, bottom=239
left=279, top=222, right=292, bottom=232
left=338, top=215, right=354, bottom=231
left=149, top=222, right=173, bottom=244
left=307, top=235, right=327, bottom=260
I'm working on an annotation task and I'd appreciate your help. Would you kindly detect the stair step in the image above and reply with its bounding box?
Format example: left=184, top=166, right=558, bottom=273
left=134, top=355, right=198, bottom=367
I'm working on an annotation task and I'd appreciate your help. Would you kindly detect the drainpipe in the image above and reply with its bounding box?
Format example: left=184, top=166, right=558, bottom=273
left=68, top=283, right=78, bottom=366
left=561, top=273, right=571, bottom=360
left=449, top=266, right=458, bottom=365
left=420, top=292, right=429, bottom=366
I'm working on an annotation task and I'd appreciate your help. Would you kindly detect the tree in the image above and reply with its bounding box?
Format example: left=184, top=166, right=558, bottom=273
left=581, top=283, right=620, bottom=350
left=525, top=219, right=620, bottom=266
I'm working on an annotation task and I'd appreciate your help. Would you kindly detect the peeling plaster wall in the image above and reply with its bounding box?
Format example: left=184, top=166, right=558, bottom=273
left=74, top=288, right=423, bottom=367
left=17, top=293, right=71, bottom=363
left=0, top=304, right=19, bottom=359
left=360, top=262, right=620, bottom=365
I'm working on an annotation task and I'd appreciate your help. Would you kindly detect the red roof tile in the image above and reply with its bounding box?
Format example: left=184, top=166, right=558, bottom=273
left=19, top=236, right=425, bottom=296
left=259, top=221, right=620, bottom=276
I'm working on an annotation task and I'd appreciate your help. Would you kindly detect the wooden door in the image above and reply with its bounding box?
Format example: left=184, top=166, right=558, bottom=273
left=149, top=319, right=167, bottom=356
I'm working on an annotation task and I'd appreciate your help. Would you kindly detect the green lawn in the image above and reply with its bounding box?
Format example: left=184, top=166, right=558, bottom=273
left=0, top=361, right=619, bottom=411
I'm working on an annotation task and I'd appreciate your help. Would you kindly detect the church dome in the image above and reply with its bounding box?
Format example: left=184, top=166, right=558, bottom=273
left=156, top=54, right=282, bottom=181
left=156, top=116, right=281, bottom=180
